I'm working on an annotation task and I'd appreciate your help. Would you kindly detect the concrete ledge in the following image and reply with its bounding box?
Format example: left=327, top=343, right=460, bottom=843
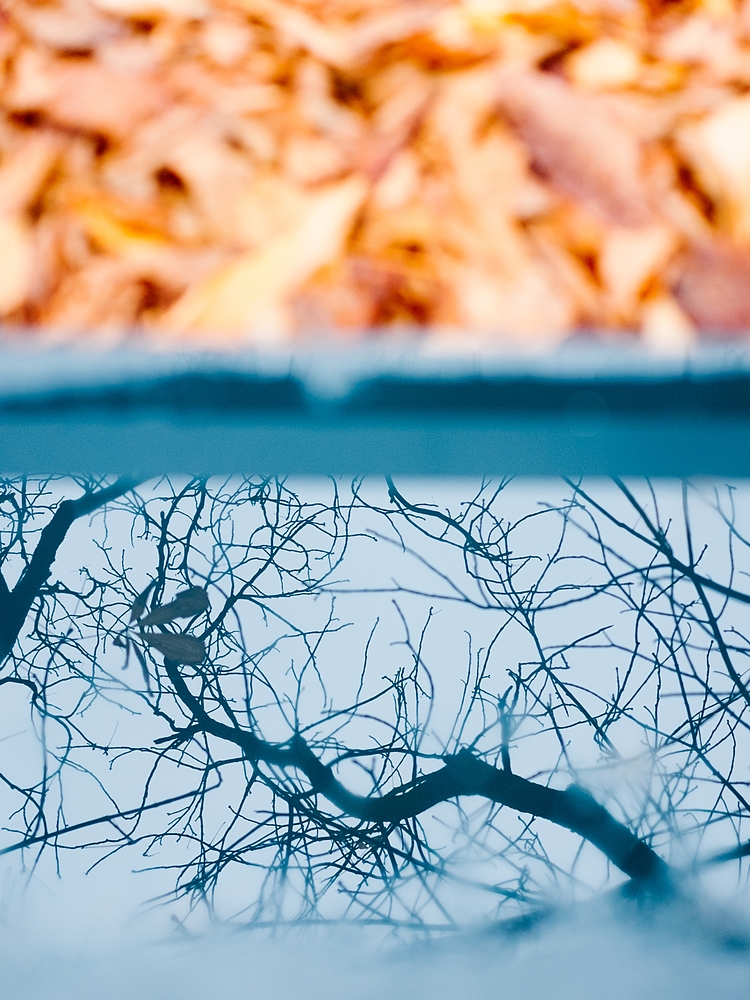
left=1, top=343, right=748, bottom=475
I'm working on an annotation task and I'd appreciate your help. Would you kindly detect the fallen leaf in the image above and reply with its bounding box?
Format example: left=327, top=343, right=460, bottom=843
left=6, top=47, right=169, bottom=140
left=507, top=4, right=600, bottom=48
left=40, top=257, right=148, bottom=330
left=16, top=2, right=124, bottom=51
left=3, top=0, right=750, bottom=341
left=676, top=94, right=750, bottom=240
left=91, top=0, right=209, bottom=17
left=0, top=217, right=34, bottom=316
left=599, top=224, right=678, bottom=319
left=673, top=241, right=750, bottom=332
left=290, top=257, right=382, bottom=330
left=283, top=134, right=352, bottom=185
left=371, top=150, right=422, bottom=211
left=565, top=38, right=641, bottom=91
left=69, top=192, right=173, bottom=256
left=168, top=62, right=284, bottom=117
left=243, top=0, right=444, bottom=70
left=655, top=15, right=744, bottom=81
left=641, top=293, right=696, bottom=354
left=0, top=131, right=61, bottom=217
left=159, top=173, right=368, bottom=337
left=496, top=68, right=652, bottom=226
left=295, top=59, right=362, bottom=141
left=199, top=15, right=257, bottom=68
left=446, top=256, right=575, bottom=341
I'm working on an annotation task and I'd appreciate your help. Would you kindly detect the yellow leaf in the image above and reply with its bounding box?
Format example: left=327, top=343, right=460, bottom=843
left=599, top=224, right=677, bottom=318
left=566, top=39, right=641, bottom=91
left=90, top=0, right=208, bottom=17
left=641, top=294, right=696, bottom=355
left=676, top=94, right=750, bottom=242
left=159, top=174, right=368, bottom=337
left=0, top=132, right=61, bottom=217
left=71, top=195, right=172, bottom=260
left=0, top=217, right=34, bottom=316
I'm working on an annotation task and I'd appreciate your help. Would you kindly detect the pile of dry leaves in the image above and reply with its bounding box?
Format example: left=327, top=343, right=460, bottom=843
left=1, top=0, right=749, bottom=346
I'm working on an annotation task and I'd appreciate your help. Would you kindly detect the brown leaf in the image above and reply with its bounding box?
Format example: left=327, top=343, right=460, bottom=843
left=445, top=256, right=575, bottom=342
left=168, top=63, right=283, bottom=118
left=141, top=632, right=205, bottom=665
left=246, top=0, right=443, bottom=71
left=495, top=69, right=652, bottom=227
left=290, top=256, right=392, bottom=330
left=655, top=15, right=743, bottom=82
left=284, top=135, right=352, bottom=186
left=39, top=258, right=148, bottom=331
left=16, top=4, right=123, bottom=51
left=6, top=48, right=169, bottom=140
left=673, top=241, right=750, bottom=333
left=139, top=587, right=210, bottom=626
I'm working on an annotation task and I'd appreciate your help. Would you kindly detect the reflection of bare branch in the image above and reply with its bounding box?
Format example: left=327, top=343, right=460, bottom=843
left=566, top=477, right=750, bottom=607
left=0, top=477, right=139, bottom=658
left=157, top=649, right=667, bottom=885
left=0, top=475, right=748, bottom=930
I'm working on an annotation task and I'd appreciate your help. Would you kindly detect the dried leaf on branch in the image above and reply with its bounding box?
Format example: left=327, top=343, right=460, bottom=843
left=139, top=586, right=210, bottom=625
left=141, top=631, right=206, bottom=664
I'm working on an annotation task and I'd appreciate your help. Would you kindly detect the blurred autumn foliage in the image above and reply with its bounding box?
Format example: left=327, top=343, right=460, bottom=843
left=1, top=0, right=750, bottom=345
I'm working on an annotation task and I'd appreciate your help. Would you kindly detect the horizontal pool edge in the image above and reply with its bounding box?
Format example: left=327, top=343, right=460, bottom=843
left=1, top=414, right=747, bottom=476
